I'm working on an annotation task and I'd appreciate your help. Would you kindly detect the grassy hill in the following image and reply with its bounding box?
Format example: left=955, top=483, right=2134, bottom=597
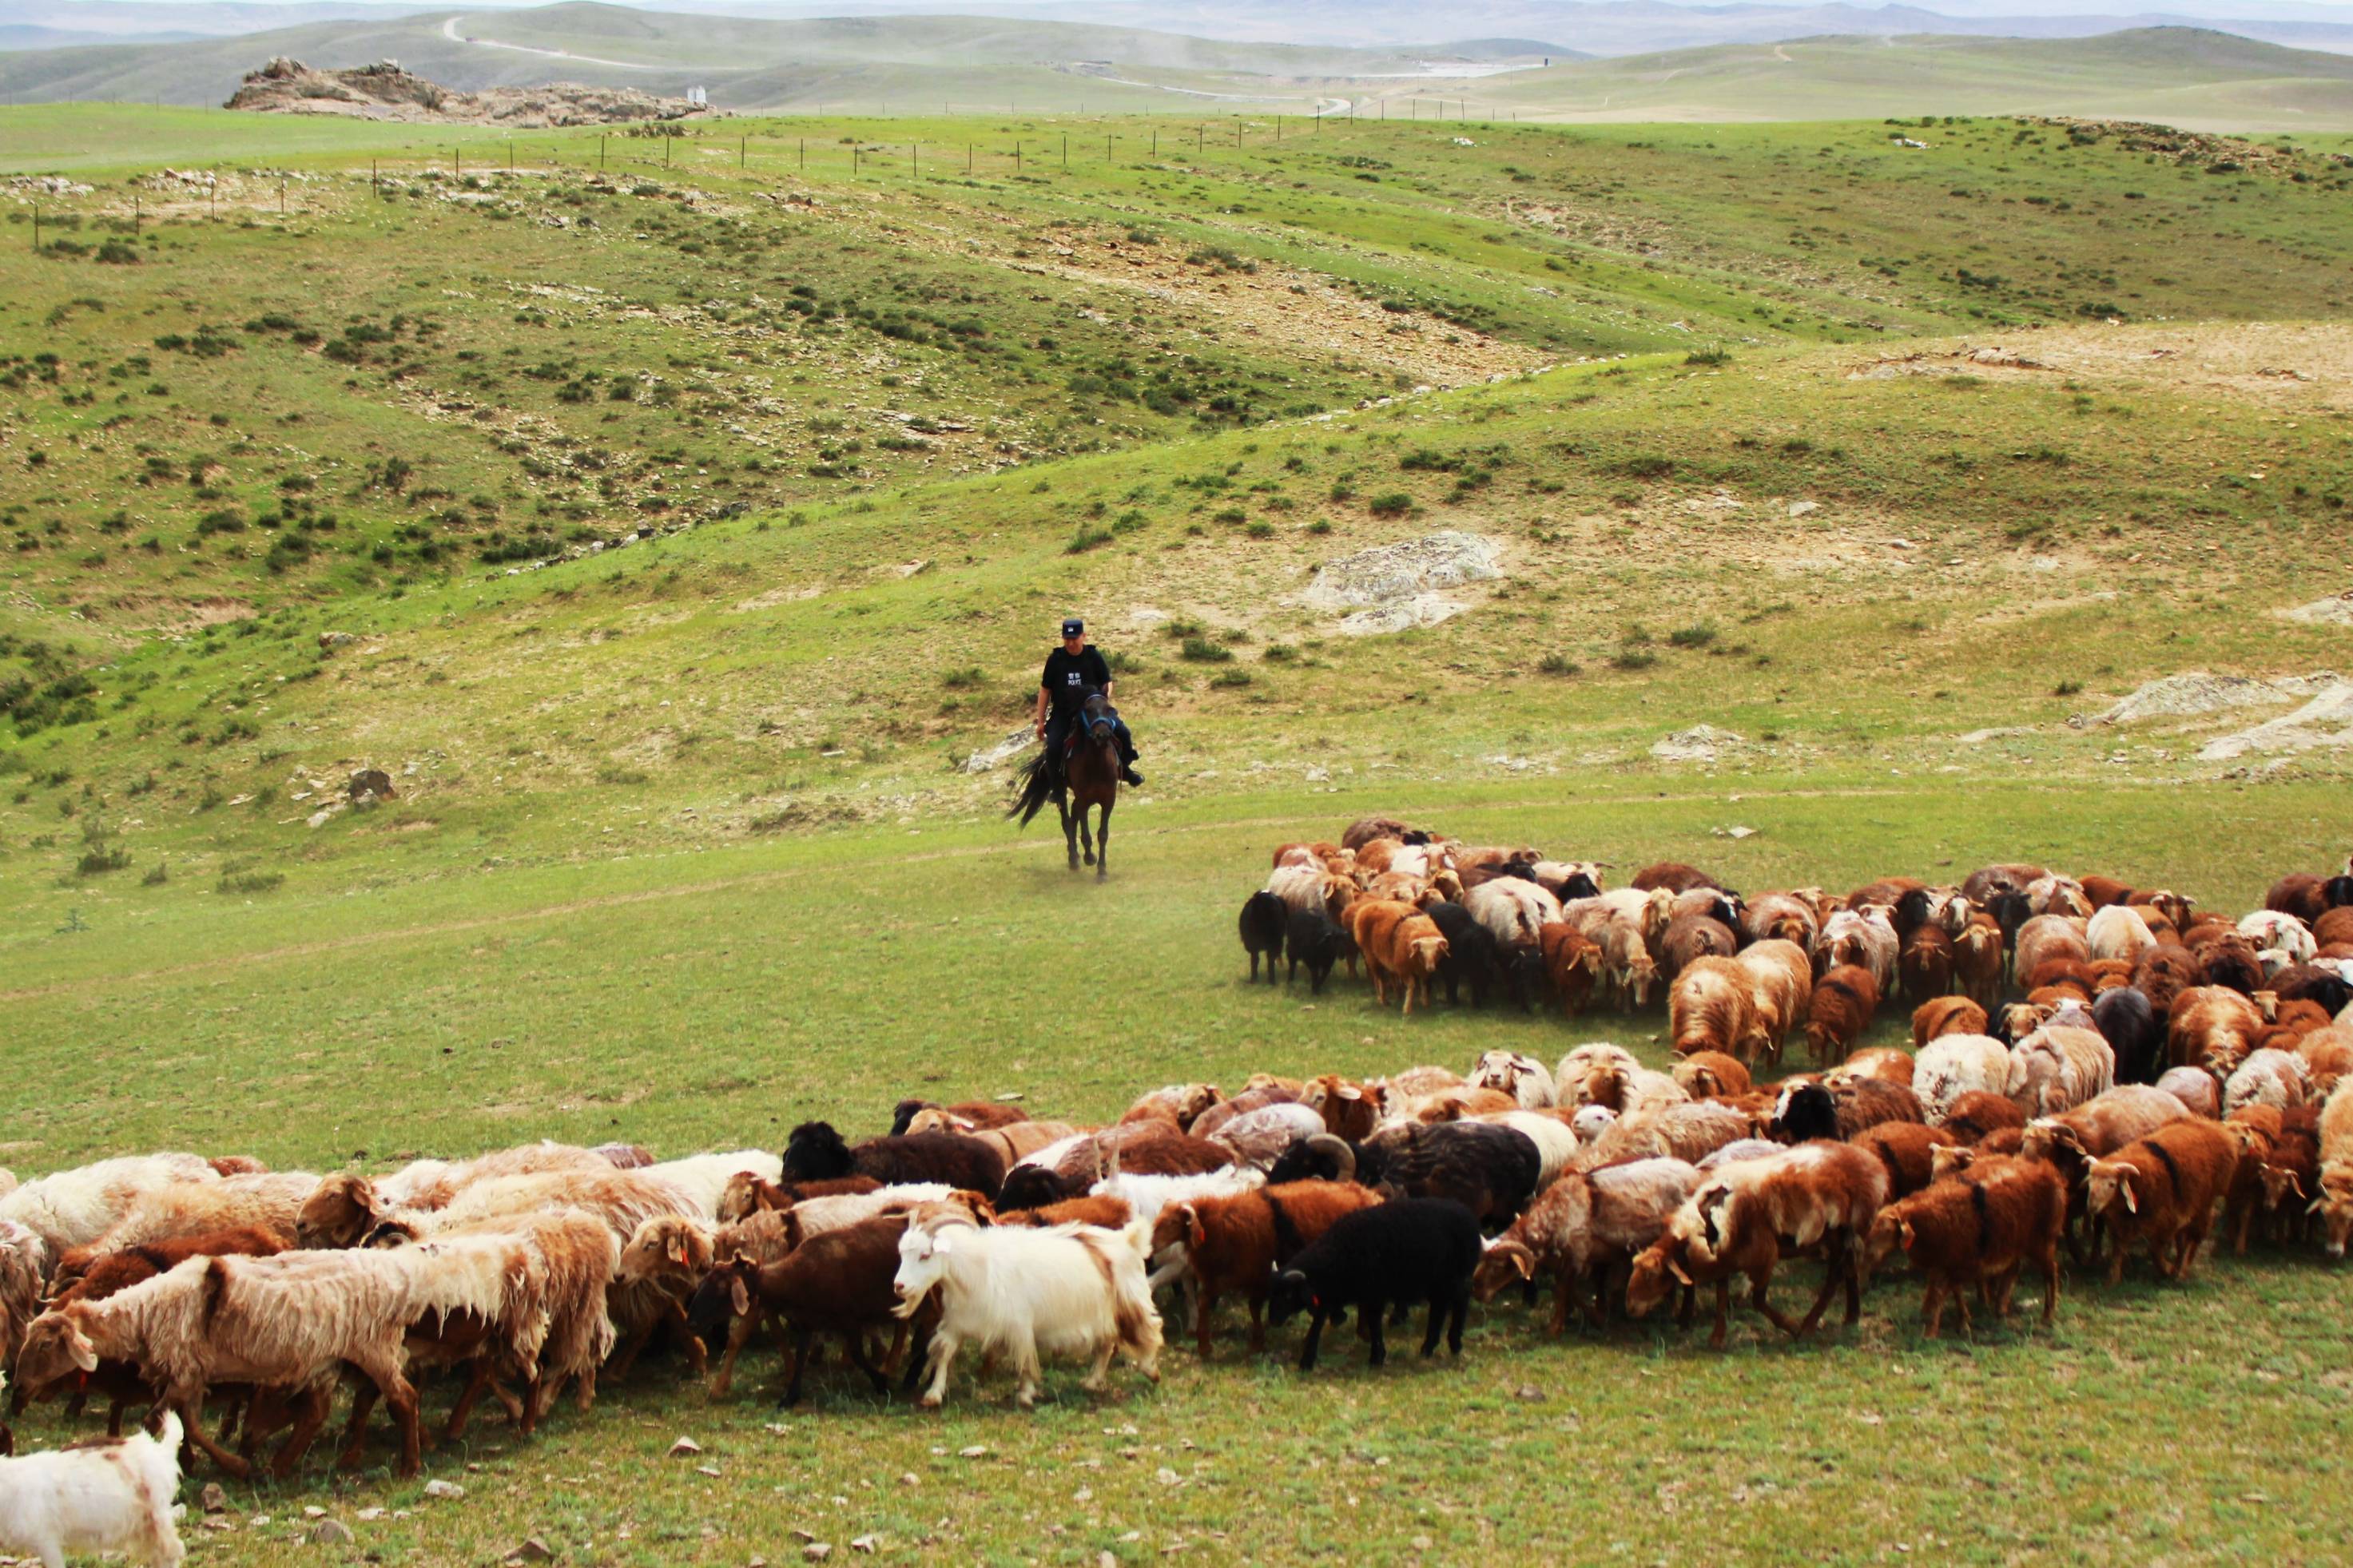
left=6, top=8, right=2353, bottom=128
left=0, top=4, right=1521, bottom=109
left=3, top=104, right=2353, bottom=1565
left=1490, top=26, right=2353, bottom=129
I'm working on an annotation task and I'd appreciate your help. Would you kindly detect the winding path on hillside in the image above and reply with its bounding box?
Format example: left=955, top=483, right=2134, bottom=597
left=437, top=14, right=727, bottom=73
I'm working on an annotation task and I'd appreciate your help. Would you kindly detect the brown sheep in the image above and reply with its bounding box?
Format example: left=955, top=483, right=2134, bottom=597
left=1301, top=1075, right=1378, bottom=1143
left=1660, top=914, right=1739, bottom=982
left=1151, top=1181, right=1382, bottom=1356
left=1006, top=1196, right=1134, bottom=1229
left=1670, top=957, right=1760, bottom=1062
left=2267, top=873, right=2333, bottom=924
left=2083, top=1119, right=2240, bottom=1284
left=1849, top=1122, right=1957, bottom=1200
left=1624, top=1141, right=1889, bottom=1347
left=1830, top=1078, right=1926, bottom=1138
left=1941, top=1090, right=2028, bottom=1146
left=1913, top=996, right=1989, bottom=1048
left=1600, top=918, right=1660, bottom=1013
left=1737, top=939, right=1815, bottom=1065
left=1350, top=900, right=1449, bottom=1014
left=1899, top=924, right=1956, bottom=1005
left=1633, top=862, right=1726, bottom=894
left=2013, top=916, right=2092, bottom=984
left=1862, top=1156, right=2066, bottom=1336
left=1536, top=921, right=1602, bottom=1016
left=2168, top=986, right=2266, bottom=1078
left=1671, top=1052, right=1752, bottom=1101
left=1803, top=964, right=1879, bottom=1068
left=2297, top=1026, right=2353, bottom=1097
left=1953, top=913, right=2005, bottom=1009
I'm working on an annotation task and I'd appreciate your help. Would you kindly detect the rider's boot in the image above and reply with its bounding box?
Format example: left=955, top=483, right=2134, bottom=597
left=1121, top=765, right=1143, bottom=787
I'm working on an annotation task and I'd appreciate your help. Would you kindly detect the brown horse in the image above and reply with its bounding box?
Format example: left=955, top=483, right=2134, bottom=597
left=1008, top=703, right=1119, bottom=880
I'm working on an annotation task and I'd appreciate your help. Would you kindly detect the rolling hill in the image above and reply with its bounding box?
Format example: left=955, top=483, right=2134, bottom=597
left=1484, top=26, right=2353, bottom=127
left=3, top=6, right=2351, bottom=129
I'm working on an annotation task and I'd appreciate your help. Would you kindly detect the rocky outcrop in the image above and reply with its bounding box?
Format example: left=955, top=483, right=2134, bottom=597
left=225, top=58, right=711, bottom=128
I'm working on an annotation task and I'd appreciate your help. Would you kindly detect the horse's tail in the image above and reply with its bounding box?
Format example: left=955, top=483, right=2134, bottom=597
left=1008, top=748, right=1054, bottom=828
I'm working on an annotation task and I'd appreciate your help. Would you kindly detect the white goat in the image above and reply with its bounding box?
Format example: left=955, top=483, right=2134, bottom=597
left=0, top=1399, right=187, bottom=1568
left=1469, top=1050, right=1558, bottom=1108
left=892, top=1217, right=1163, bottom=1408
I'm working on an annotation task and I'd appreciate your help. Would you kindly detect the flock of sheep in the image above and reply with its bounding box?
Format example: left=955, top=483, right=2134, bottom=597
left=5, top=828, right=2352, bottom=1568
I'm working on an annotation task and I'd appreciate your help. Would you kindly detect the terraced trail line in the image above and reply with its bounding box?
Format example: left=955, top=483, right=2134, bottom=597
left=438, top=14, right=724, bottom=73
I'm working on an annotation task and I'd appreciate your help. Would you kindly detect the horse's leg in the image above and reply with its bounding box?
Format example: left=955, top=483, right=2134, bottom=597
left=1078, top=791, right=1095, bottom=866
left=1095, top=798, right=1112, bottom=882
left=1059, top=796, right=1079, bottom=872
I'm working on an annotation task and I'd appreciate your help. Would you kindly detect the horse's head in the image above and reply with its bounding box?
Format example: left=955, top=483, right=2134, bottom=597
left=1082, top=693, right=1117, bottom=743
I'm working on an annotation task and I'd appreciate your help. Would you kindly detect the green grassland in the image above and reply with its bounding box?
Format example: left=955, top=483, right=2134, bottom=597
left=1494, top=27, right=2353, bottom=132
left=2, top=101, right=2351, bottom=1566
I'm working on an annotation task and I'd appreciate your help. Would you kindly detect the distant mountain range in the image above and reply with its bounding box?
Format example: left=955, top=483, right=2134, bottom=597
left=6, top=0, right=2352, bottom=54
left=2, top=3, right=2347, bottom=132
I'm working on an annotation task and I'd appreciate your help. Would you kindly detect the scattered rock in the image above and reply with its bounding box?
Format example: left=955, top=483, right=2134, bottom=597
left=1714, top=825, right=1757, bottom=840
left=421, top=1479, right=465, bottom=1500
left=803, top=1546, right=833, bottom=1562
left=2095, top=671, right=2339, bottom=724
left=507, top=1540, right=556, bottom=1564
left=2198, top=681, right=2353, bottom=760
left=1651, top=724, right=1743, bottom=764
left=669, top=1436, right=704, bottom=1458
left=1787, top=500, right=1819, bottom=518
left=851, top=1538, right=879, bottom=1554
left=1957, top=726, right=2033, bottom=744
left=1304, top=530, right=1501, bottom=637
left=960, top=726, right=1035, bottom=775
left=304, top=1518, right=356, bottom=1546
left=957, top=1445, right=988, bottom=1458
left=202, top=1484, right=229, bottom=1515
left=316, top=630, right=357, bottom=651
left=348, top=768, right=395, bottom=804
left=2279, top=591, right=2353, bottom=627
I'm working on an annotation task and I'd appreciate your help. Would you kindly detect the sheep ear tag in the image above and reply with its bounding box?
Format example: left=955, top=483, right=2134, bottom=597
left=666, top=1236, right=689, bottom=1266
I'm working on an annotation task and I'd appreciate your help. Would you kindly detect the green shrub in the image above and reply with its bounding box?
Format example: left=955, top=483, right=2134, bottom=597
left=1368, top=492, right=1414, bottom=518
left=1179, top=636, right=1233, bottom=664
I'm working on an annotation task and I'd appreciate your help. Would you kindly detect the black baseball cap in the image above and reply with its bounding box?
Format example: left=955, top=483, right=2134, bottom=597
left=1061, top=617, right=1085, bottom=637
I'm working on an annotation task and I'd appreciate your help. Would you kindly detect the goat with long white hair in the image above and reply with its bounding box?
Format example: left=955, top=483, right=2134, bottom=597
left=0, top=1391, right=187, bottom=1568
left=892, top=1215, right=1162, bottom=1409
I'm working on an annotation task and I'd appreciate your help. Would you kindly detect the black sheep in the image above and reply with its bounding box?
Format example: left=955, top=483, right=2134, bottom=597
left=1266, top=1198, right=1482, bottom=1370
left=1424, top=902, right=1501, bottom=1008
left=781, top=1121, right=1007, bottom=1199
left=887, top=1098, right=932, bottom=1138
left=1768, top=1082, right=1840, bottom=1144
left=1238, top=891, right=1288, bottom=984
left=2326, top=874, right=2353, bottom=911
left=2200, top=943, right=2265, bottom=996
left=2091, top=985, right=2162, bottom=1085
left=1985, top=891, right=2033, bottom=951
left=993, top=1163, right=1075, bottom=1212
left=1266, top=1133, right=1389, bottom=1191
left=1371, top=1121, right=1541, bottom=1230
left=1284, top=906, right=1351, bottom=994
left=1548, top=869, right=1602, bottom=903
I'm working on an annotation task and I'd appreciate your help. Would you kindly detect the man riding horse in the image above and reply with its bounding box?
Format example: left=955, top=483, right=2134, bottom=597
left=1033, top=617, right=1143, bottom=796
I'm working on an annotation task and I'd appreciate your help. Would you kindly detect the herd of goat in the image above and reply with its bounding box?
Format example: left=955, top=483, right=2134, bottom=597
left=3, top=828, right=2352, bottom=1568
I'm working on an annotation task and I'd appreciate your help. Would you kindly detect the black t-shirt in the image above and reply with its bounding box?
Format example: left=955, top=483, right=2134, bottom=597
left=1041, top=645, right=1111, bottom=714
